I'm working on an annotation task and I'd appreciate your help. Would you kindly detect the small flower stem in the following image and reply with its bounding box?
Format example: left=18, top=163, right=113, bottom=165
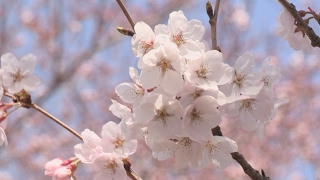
left=206, top=0, right=221, bottom=51
left=116, top=0, right=135, bottom=30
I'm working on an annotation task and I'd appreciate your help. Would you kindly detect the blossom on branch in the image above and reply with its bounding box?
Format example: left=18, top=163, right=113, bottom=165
left=1, top=53, right=41, bottom=94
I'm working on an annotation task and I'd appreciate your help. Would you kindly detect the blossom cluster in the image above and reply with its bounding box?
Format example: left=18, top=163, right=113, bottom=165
left=106, top=10, right=286, bottom=176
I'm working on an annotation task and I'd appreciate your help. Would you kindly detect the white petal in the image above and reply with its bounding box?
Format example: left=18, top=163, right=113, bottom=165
left=22, top=75, right=41, bottom=91
left=161, top=69, right=182, bottom=95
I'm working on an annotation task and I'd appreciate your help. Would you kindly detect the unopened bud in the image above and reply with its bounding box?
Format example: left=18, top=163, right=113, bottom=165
left=206, top=1, right=214, bottom=19
left=117, top=27, right=135, bottom=37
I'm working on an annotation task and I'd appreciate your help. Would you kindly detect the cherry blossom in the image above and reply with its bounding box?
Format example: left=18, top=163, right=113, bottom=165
left=275, top=8, right=313, bottom=52
left=198, top=136, right=238, bottom=169
left=184, top=50, right=232, bottom=87
left=90, top=153, right=127, bottom=180
left=101, top=121, right=137, bottom=156
left=134, top=94, right=184, bottom=140
left=182, top=95, right=221, bottom=141
left=219, top=52, right=263, bottom=98
left=260, top=60, right=281, bottom=92
left=1, top=53, right=41, bottom=94
left=131, top=22, right=156, bottom=69
left=140, top=45, right=183, bottom=95
left=221, top=90, right=273, bottom=131
left=74, top=129, right=102, bottom=163
left=155, top=10, right=205, bottom=60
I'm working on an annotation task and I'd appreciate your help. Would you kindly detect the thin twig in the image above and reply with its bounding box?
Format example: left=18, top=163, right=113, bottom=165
left=4, top=92, right=83, bottom=141
left=206, top=0, right=221, bottom=51
left=31, top=103, right=83, bottom=141
left=116, top=0, right=135, bottom=30
left=278, top=0, right=320, bottom=48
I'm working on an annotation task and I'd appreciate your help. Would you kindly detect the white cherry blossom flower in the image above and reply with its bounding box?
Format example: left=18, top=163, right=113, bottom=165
left=91, top=153, right=126, bottom=180
left=174, top=137, right=202, bottom=168
left=199, top=136, right=238, bottom=169
left=1, top=53, right=41, bottom=94
left=184, top=50, right=232, bottom=87
left=155, top=10, right=205, bottom=60
left=131, top=21, right=156, bottom=69
left=74, top=129, right=102, bottom=163
left=134, top=94, right=183, bottom=140
left=115, top=67, right=147, bottom=108
left=101, top=121, right=137, bottom=156
left=221, top=90, right=273, bottom=131
left=140, top=45, right=183, bottom=95
left=275, top=8, right=313, bottom=52
left=182, top=95, right=221, bottom=141
left=219, top=52, right=263, bottom=98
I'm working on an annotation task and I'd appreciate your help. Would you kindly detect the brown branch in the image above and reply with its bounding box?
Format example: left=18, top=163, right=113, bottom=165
left=116, top=0, right=135, bottom=30
left=278, top=0, right=320, bottom=48
left=231, top=152, right=271, bottom=180
left=206, top=0, right=221, bottom=51
left=4, top=92, right=83, bottom=141
left=212, top=126, right=271, bottom=180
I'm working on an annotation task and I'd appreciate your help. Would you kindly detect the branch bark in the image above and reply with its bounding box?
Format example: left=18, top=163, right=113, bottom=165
left=278, top=0, right=320, bottom=48
left=206, top=0, right=221, bottom=51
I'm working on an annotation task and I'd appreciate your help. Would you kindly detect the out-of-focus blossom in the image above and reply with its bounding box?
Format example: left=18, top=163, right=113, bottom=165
left=1, top=53, right=41, bottom=94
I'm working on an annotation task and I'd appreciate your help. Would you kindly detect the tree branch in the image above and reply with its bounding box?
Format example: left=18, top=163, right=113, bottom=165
left=212, top=126, right=270, bottom=180
left=231, top=152, right=271, bottom=180
left=278, top=0, right=320, bottom=48
left=206, top=0, right=221, bottom=51
left=116, top=0, right=135, bottom=30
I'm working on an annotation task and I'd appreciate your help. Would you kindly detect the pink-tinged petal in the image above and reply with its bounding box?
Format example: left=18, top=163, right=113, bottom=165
left=115, top=82, right=142, bottom=103
left=101, top=121, right=120, bottom=139
left=148, top=118, right=173, bottom=141
left=21, top=74, right=41, bottom=91
left=179, top=42, right=202, bottom=60
left=184, top=20, right=205, bottom=40
left=239, top=109, right=260, bottom=131
left=8, top=81, right=23, bottom=94
left=20, top=54, right=36, bottom=73
left=129, top=67, right=140, bottom=84
left=2, top=74, right=14, bottom=87
left=168, top=11, right=188, bottom=31
left=234, top=52, right=253, bottom=75
left=161, top=69, right=182, bottom=95
left=154, top=24, right=168, bottom=36
left=1, top=53, right=19, bottom=71
left=140, top=66, right=161, bottom=89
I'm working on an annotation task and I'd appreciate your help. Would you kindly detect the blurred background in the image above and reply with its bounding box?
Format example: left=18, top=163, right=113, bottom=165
left=0, top=0, right=319, bottom=179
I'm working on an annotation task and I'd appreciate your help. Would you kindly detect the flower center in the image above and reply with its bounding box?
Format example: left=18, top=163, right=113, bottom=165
left=193, top=90, right=204, bottom=99
left=157, top=59, right=173, bottom=72
left=241, top=99, right=256, bottom=112
left=189, top=108, right=202, bottom=125
left=172, top=31, right=185, bottom=46
left=155, top=108, right=170, bottom=125
left=141, top=41, right=153, bottom=54
left=104, top=160, right=117, bottom=174
left=10, top=70, right=23, bottom=82
left=112, top=135, right=124, bottom=148
left=233, top=71, right=244, bottom=86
